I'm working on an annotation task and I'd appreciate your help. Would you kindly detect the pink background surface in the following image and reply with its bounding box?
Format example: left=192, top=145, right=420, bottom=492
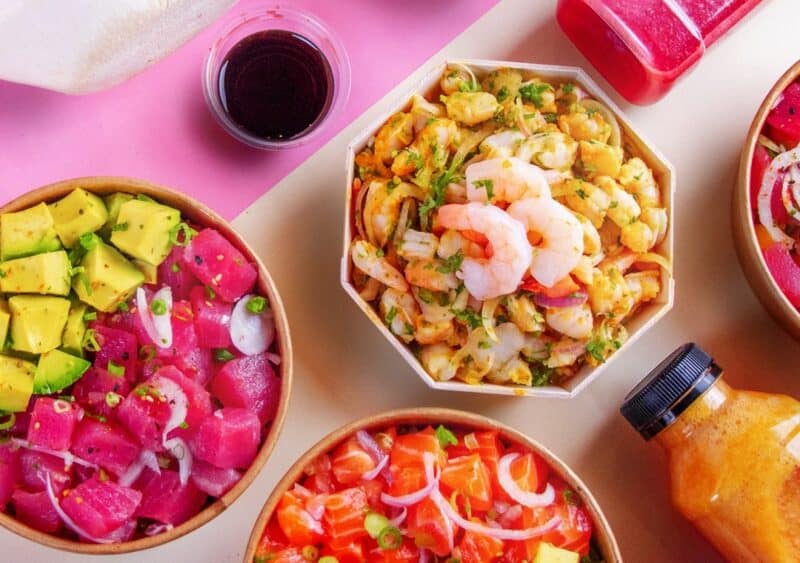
left=0, top=0, right=498, bottom=219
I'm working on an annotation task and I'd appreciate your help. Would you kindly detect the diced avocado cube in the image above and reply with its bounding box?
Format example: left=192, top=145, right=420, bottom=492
left=0, top=354, right=35, bottom=412
left=0, top=300, right=9, bottom=350
left=49, top=188, right=109, bottom=248
left=8, top=295, right=70, bottom=354
left=0, top=250, right=72, bottom=296
left=133, top=259, right=158, bottom=284
left=62, top=301, right=89, bottom=357
left=533, top=542, right=580, bottom=563
left=73, top=241, right=144, bottom=312
left=111, top=199, right=180, bottom=266
left=0, top=202, right=62, bottom=261
left=34, top=349, right=91, bottom=394
left=100, top=192, right=134, bottom=237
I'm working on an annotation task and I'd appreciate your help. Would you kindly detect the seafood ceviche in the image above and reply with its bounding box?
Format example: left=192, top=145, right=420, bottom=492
left=349, top=64, right=671, bottom=388
left=255, top=423, right=604, bottom=562
left=750, top=79, right=800, bottom=309
left=0, top=189, right=282, bottom=543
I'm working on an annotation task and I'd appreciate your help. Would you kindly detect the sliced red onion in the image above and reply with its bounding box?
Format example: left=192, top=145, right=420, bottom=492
left=362, top=455, right=389, bottom=481
left=758, top=148, right=800, bottom=246
left=356, top=429, right=391, bottom=482
left=230, top=295, right=276, bottom=356
left=433, top=490, right=561, bottom=541
left=11, top=438, right=96, bottom=470
left=380, top=453, right=438, bottom=507
left=118, top=450, right=161, bottom=487
left=497, top=453, right=555, bottom=508
left=388, top=506, right=408, bottom=528
left=534, top=291, right=587, bottom=309
left=144, top=523, right=174, bottom=537
left=46, top=474, right=113, bottom=544
left=136, top=287, right=173, bottom=349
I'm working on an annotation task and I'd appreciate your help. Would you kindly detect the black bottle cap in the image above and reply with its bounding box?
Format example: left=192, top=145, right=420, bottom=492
left=620, top=343, right=722, bottom=440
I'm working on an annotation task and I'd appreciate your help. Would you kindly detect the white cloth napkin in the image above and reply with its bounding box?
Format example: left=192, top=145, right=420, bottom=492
left=0, top=0, right=235, bottom=94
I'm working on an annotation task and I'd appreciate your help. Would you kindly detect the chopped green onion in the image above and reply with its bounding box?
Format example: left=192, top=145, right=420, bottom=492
left=214, top=349, right=235, bottom=362
left=246, top=296, right=268, bottom=314
left=83, top=311, right=97, bottom=322
left=107, top=361, right=125, bottom=377
left=150, top=299, right=167, bottom=316
left=79, top=232, right=102, bottom=251
left=111, top=222, right=129, bottom=232
left=300, top=546, right=318, bottom=561
left=205, top=285, right=216, bottom=300
left=171, top=262, right=181, bottom=273
left=179, top=421, right=189, bottom=430
left=82, top=329, right=100, bottom=352
left=105, top=392, right=122, bottom=408
left=384, top=307, right=398, bottom=325
left=0, top=413, right=16, bottom=431
left=135, top=386, right=148, bottom=397
left=169, top=222, right=197, bottom=246
left=435, top=425, right=458, bottom=448
left=136, top=194, right=156, bottom=203
left=364, top=512, right=390, bottom=539
left=117, top=302, right=129, bottom=313
left=377, top=526, right=402, bottom=551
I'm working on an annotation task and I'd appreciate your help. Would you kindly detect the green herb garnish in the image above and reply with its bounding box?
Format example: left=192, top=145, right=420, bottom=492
left=473, top=178, right=494, bottom=199
left=519, top=82, right=551, bottom=108
left=435, top=425, right=458, bottom=448
left=246, top=296, right=268, bottom=314
left=214, top=349, right=235, bottom=362
left=150, top=299, right=167, bottom=316
left=437, top=250, right=464, bottom=274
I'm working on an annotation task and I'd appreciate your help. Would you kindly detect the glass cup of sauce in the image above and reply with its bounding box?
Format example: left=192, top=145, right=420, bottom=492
left=203, top=5, right=351, bottom=150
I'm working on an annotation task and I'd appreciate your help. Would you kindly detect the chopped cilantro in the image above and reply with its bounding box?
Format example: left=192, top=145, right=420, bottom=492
left=472, top=178, right=494, bottom=199
left=437, top=250, right=464, bottom=274
left=519, top=82, right=551, bottom=108
left=496, top=86, right=509, bottom=102
left=435, top=425, right=458, bottom=448
left=585, top=338, right=606, bottom=362
left=531, top=364, right=553, bottom=387
left=562, top=83, right=575, bottom=93
left=384, top=306, right=398, bottom=325
left=376, top=248, right=385, bottom=258
left=576, top=188, right=588, bottom=199
left=417, top=288, right=435, bottom=304
left=452, top=307, right=481, bottom=329
left=543, top=112, right=558, bottom=123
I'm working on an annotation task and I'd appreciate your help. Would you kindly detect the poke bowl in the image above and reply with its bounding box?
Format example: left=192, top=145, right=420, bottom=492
left=244, top=408, right=621, bottom=562
left=0, top=177, right=292, bottom=553
left=341, top=59, right=675, bottom=398
left=732, top=60, right=800, bottom=339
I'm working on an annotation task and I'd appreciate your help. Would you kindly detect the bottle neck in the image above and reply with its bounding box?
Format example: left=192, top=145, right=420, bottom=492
left=654, top=377, right=731, bottom=450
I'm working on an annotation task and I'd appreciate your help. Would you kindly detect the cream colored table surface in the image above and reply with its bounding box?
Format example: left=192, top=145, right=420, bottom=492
left=6, top=0, right=800, bottom=561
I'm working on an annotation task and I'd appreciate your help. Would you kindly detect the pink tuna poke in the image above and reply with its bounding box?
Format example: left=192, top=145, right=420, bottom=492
left=0, top=186, right=287, bottom=548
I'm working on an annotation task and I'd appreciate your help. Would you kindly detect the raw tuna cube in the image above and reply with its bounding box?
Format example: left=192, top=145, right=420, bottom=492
left=61, top=477, right=142, bottom=538
left=154, top=366, right=212, bottom=439
left=158, top=245, right=200, bottom=301
left=151, top=301, right=213, bottom=385
left=73, top=367, right=131, bottom=418
left=172, top=346, right=214, bottom=387
left=93, top=325, right=138, bottom=383
left=12, top=490, right=61, bottom=533
left=116, top=383, right=172, bottom=451
left=181, top=229, right=257, bottom=302
left=212, top=353, right=281, bottom=423
left=766, top=82, right=800, bottom=148
left=9, top=411, right=30, bottom=436
left=95, top=518, right=136, bottom=543
left=71, top=418, right=140, bottom=476
left=136, top=469, right=206, bottom=525
left=20, top=450, right=72, bottom=493
left=27, top=397, right=80, bottom=451
left=764, top=243, right=800, bottom=309
left=0, top=443, right=21, bottom=509
left=191, top=459, right=242, bottom=497
left=189, top=408, right=261, bottom=469
left=190, top=285, right=233, bottom=348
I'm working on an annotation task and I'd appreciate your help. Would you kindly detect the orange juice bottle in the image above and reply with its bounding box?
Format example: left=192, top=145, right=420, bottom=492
left=621, top=343, right=800, bottom=561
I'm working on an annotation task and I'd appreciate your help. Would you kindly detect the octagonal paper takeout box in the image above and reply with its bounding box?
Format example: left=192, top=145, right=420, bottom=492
left=341, top=59, right=675, bottom=398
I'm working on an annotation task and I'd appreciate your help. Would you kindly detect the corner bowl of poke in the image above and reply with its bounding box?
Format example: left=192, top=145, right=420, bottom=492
left=0, top=177, right=292, bottom=553
left=244, top=408, right=621, bottom=563
left=342, top=59, right=675, bottom=397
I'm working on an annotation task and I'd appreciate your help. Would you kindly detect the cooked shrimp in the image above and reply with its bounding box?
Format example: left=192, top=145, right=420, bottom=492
left=409, top=94, right=445, bottom=133
left=404, top=259, right=460, bottom=292
left=465, top=157, right=551, bottom=204
left=516, top=132, right=578, bottom=170
left=363, top=180, right=426, bottom=248
left=379, top=288, right=419, bottom=343
left=443, top=92, right=500, bottom=126
left=507, top=198, right=584, bottom=288
left=436, top=203, right=532, bottom=300
left=351, top=240, right=409, bottom=292
left=618, top=157, right=661, bottom=208
left=374, top=112, right=414, bottom=163
left=545, top=304, right=594, bottom=340
left=480, top=131, right=526, bottom=159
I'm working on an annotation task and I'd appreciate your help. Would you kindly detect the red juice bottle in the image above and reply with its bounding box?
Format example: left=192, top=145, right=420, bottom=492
left=556, top=0, right=763, bottom=104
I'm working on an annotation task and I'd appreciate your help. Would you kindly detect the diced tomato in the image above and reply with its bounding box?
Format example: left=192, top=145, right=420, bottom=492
left=519, top=275, right=581, bottom=297
left=390, top=427, right=443, bottom=470
left=323, top=487, right=369, bottom=552
left=455, top=527, right=505, bottom=562
left=275, top=490, right=323, bottom=546
left=368, top=538, right=420, bottom=562
left=406, top=497, right=452, bottom=557
left=440, top=453, right=493, bottom=511
left=750, top=144, right=772, bottom=220
left=331, top=437, right=376, bottom=486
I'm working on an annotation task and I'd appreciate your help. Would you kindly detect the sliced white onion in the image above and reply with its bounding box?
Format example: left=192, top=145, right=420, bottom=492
left=118, top=450, right=161, bottom=487
left=230, top=294, right=276, bottom=356
left=388, top=506, right=408, bottom=527
left=136, top=287, right=173, bottom=349
left=144, top=523, right=174, bottom=536
left=380, top=453, right=439, bottom=507
left=11, top=438, right=96, bottom=470
left=151, top=375, right=191, bottom=485
left=758, top=148, right=800, bottom=247
left=46, top=474, right=114, bottom=544
left=426, top=491, right=455, bottom=554
left=265, top=352, right=282, bottom=366
left=433, top=489, right=561, bottom=541
left=781, top=163, right=800, bottom=221
left=497, top=453, right=555, bottom=507
left=164, top=436, right=192, bottom=486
